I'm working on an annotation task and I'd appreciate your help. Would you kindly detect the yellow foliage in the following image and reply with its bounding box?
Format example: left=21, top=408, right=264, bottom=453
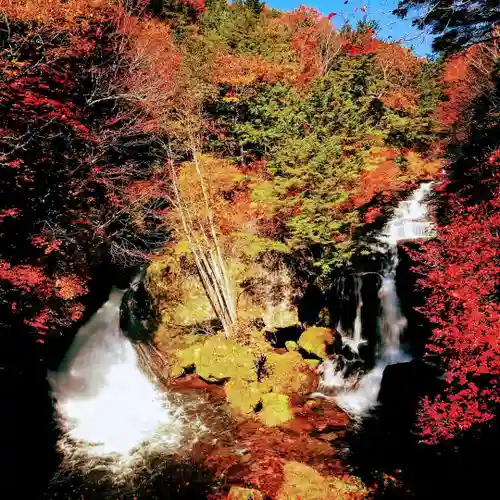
left=259, top=393, right=294, bottom=427
left=298, top=327, right=334, bottom=359
left=405, top=151, right=443, bottom=179
left=211, top=54, right=293, bottom=87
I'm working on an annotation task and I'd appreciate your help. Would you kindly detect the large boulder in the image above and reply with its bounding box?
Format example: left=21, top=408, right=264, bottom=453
left=298, top=327, right=334, bottom=359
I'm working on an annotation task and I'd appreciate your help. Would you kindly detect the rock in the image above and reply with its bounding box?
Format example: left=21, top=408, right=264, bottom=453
left=317, top=432, right=338, bottom=442
left=285, top=340, right=299, bottom=352
left=196, top=335, right=257, bottom=383
left=259, top=393, right=294, bottom=427
left=227, top=486, right=263, bottom=500
left=277, top=461, right=330, bottom=500
left=298, top=327, right=334, bottom=359
left=225, top=378, right=267, bottom=415
left=120, top=278, right=159, bottom=343
left=277, top=461, right=367, bottom=500
left=263, top=303, right=298, bottom=329
left=262, top=351, right=315, bottom=395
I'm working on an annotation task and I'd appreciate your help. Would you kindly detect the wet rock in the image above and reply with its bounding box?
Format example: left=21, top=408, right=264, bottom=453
left=227, top=486, right=263, bottom=500
left=298, top=327, right=334, bottom=359
left=120, top=279, right=159, bottom=343
left=259, top=393, right=294, bottom=427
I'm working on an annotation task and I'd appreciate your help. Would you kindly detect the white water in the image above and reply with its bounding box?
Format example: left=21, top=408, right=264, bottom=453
left=49, top=287, right=184, bottom=460
left=337, top=275, right=364, bottom=353
left=320, top=182, right=435, bottom=416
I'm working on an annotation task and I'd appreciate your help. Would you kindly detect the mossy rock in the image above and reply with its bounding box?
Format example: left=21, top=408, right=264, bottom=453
left=298, top=327, right=334, bottom=359
left=285, top=340, right=299, bottom=352
left=195, top=335, right=257, bottom=383
left=259, top=393, right=294, bottom=427
left=262, top=351, right=314, bottom=395
left=169, top=339, right=202, bottom=378
left=277, top=461, right=367, bottom=500
left=225, top=378, right=268, bottom=416
left=227, top=486, right=263, bottom=500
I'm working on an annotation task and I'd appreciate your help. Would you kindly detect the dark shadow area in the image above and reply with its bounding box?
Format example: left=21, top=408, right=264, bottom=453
left=264, top=324, right=303, bottom=348
left=344, top=359, right=499, bottom=498
left=43, top=456, right=216, bottom=500
left=396, top=244, right=432, bottom=358
left=0, top=367, right=60, bottom=500
left=298, top=283, right=325, bottom=326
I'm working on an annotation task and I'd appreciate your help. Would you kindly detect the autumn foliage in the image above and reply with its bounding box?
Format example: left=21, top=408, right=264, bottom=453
left=412, top=173, right=500, bottom=442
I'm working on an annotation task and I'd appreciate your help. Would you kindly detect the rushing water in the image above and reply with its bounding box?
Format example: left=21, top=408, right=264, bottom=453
left=319, top=182, right=435, bottom=416
left=48, top=287, right=187, bottom=463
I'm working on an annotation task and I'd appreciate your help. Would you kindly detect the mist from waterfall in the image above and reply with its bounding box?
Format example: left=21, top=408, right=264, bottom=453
left=49, top=287, right=186, bottom=462
left=320, top=182, right=435, bottom=417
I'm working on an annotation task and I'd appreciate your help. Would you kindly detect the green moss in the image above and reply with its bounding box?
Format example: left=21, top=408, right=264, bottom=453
left=298, top=327, right=334, bottom=359
left=285, top=340, right=299, bottom=352
left=259, top=393, right=294, bottom=427
left=262, top=351, right=313, bottom=395
left=225, top=378, right=267, bottom=415
left=169, top=336, right=204, bottom=378
left=195, top=335, right=258, bottom=382
left=227, top=486, right=263, bottom=500
left=277, top=461, right=367, bottom=500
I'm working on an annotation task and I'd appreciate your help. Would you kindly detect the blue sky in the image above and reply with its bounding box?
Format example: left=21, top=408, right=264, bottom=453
left=265, top=0, right=434, bottom=57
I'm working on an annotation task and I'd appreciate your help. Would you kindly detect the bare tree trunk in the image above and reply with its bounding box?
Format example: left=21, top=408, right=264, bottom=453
left=166, top=139, right=236, bottom=338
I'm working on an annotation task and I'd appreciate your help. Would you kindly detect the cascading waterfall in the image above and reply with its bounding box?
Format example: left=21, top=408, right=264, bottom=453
left=48, top=286, right=186, bottom=462
left=319, top=182, right=435, bottom=416
left=335, top=274, right=365, bottom=354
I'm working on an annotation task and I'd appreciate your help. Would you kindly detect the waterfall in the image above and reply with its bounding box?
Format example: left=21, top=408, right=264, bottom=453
left=49, top=287, right=184, bottom=460
left=335, top=274, right=366, bottom=354
left=319, top=182, right=435, bottom=416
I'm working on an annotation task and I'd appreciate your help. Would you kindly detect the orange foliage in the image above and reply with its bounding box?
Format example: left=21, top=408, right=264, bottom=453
left=374, top=42, right=421, bottom=81
left=353, top=147, right=442, bottom=209
left=278, top=6, right=341, bottom=85
left=55, top=275, right=88, bottom=300
left=0, top=0, right=114, bottom=25
left=437, top=44, right=495, bottom=131
left=381, top=89, right=420, bottom=112
left=211, top=55, right=292, bottom=87
left=352, top=149, right=402, bottom=207
left=118, top=16, right=183, bottom=130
